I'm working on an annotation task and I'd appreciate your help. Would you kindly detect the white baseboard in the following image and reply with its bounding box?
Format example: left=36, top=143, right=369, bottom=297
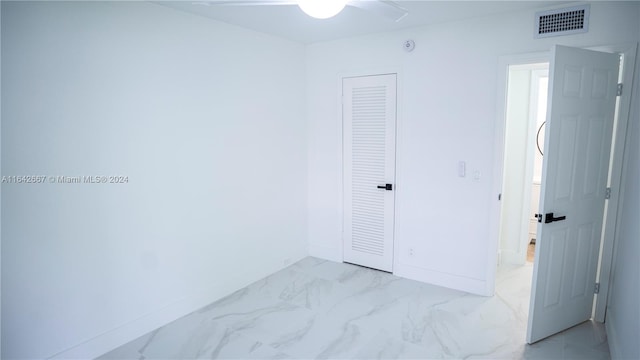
left=394, top=262, right=489, bottom=296
left=49, top=287, right=231, bottom=359
left=308, top=246, right=488, bottom=296
left=49, top=256, right=307, bottom=360
left=308, top=244, right=342, bottom=262
left=605, top=311, right=620, bottom=360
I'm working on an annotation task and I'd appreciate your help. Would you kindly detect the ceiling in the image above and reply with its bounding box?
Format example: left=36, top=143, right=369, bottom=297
left=155, top=0, right=569, bottom=43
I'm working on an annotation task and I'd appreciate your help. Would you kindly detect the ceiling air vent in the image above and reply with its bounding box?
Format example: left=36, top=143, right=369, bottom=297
left=534, top=4, right=590, bottom=39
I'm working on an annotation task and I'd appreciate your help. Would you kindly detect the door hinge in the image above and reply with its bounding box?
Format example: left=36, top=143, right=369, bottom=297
left=594, top=282, right=600, bottom=294
left=617, top=83, right=623, bottom=96
left=605, top=187, right=612, bottom=199
left=498, top=193, right=502, bottom=201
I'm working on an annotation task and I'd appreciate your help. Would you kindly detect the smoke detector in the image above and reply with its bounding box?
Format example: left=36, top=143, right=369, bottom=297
left=403, top=39, right=415, bottom=52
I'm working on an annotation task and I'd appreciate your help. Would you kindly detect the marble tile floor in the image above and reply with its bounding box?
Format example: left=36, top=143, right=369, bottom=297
left=99, top=258, right=609, bottom=359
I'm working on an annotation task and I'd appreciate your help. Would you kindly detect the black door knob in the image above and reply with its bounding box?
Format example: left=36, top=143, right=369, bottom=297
left=544, top=212, right=567, bottom=224
left=377, top=184, right=393, bottom=191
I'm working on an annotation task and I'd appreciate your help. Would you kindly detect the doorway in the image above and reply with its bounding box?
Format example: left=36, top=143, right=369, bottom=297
left=493, top=44, right=636, bottom=345
left=499, top=62, right=549, bottom=266
left=342, top=73, right=397, bottom=272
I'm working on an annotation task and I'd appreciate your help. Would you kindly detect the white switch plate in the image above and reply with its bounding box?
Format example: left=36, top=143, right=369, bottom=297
left=458, top=161, right=466, bottom=177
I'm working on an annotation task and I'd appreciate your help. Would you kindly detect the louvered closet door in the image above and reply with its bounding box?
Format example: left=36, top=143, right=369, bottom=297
left=343, top=74, right=397, bottom=272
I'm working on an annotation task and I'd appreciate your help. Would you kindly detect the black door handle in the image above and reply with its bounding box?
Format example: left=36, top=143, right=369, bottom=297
left=377, top=184, right=393, bottom=191
left=544, top=212, right=566, bottom=224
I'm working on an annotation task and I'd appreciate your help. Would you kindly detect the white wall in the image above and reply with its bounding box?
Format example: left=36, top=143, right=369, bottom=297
left=1, top=2, right=307, bottom=358
left=307, top=2, right=640, bottom=295
left=605, top=10, right=640, bottom=356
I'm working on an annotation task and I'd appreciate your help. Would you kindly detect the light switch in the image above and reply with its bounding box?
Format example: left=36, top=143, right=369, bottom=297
left=458, top=161, right=466, bottom=177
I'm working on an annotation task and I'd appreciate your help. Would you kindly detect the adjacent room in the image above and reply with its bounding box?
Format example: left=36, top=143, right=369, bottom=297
left=1, top=1, right=639, bottom=359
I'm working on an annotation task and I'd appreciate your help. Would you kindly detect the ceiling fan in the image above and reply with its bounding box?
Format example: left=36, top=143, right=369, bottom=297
left=192, top=0, right=409, bottom=22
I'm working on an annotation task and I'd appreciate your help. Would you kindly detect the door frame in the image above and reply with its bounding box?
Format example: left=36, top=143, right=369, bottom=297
left=590, top=42, right=637, bottom=321
left=520, top=68, right=549, bottom=264
left=488, top=42, right=637, bottom=322
left=497, top=62, right=550, bottom=266
left=337, top=68, right=403, bottom=271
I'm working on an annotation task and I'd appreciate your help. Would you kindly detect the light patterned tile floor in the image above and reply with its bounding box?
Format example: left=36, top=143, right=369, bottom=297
left=99, top=257, right=609, bottom=359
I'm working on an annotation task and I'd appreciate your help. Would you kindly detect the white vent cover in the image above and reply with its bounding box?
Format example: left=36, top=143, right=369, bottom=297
left=534, top=4, right=590, bottom=38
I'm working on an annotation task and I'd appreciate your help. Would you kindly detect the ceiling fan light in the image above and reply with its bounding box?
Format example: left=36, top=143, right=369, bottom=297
left=298, top=0, right=347, bottom=19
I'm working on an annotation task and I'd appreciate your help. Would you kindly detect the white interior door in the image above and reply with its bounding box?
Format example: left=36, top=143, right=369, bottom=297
left=343, top=74, right=396, bottom=272
left=527, top=46, right=620, bottom=343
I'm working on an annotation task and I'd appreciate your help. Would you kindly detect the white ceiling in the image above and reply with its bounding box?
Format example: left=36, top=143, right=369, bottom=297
left=155, top=0, right=570, bottom=43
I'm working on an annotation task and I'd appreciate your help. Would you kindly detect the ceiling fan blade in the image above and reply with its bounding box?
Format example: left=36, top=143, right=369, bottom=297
left=193, top=0, right=297, bottom=6
left=348, top=0, right=408, bottom=22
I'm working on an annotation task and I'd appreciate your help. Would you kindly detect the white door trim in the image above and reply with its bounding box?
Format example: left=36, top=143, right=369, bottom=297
left=588, top=42, right=638, bottom=322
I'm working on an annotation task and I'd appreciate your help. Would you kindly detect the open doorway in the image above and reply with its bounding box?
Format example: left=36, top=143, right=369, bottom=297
left=492, top=44, right=636, bottom=344
left=498, top=62, right=549, bottom=266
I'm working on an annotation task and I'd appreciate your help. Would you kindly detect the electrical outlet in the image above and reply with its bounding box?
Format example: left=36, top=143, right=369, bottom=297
left=473, top=170, right=482, bottom=182
left=408, top=248, right=415, bottom=257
